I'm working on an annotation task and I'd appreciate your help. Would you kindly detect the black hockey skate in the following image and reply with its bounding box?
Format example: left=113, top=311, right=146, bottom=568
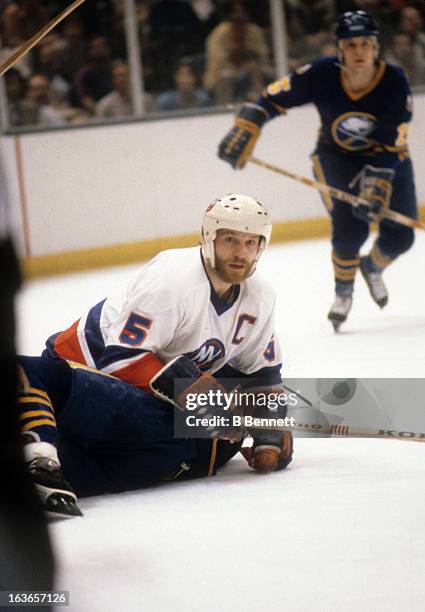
left=360, top=257, right=388, bottom=308
left=328, top=294, right=353, bottom=332
left=27, top=455, right=82, bottom=518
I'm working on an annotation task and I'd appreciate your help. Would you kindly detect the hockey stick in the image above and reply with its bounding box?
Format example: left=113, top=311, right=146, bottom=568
left=0, top=0, right=86, bottom=77
left=243, top=420, right=425, bottom=443
left=248, top=156, right=425, bottom=231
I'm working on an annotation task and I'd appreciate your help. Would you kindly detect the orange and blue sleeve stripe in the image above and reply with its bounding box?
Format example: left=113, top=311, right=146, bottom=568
left=46, top=299, right=164, bottom=391
left=47, top=299, right=148, bottom=370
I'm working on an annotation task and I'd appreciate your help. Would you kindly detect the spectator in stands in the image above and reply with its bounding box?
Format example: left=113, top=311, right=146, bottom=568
left=0, top=0, right=49, bottom=46
left=74, top=35, right=113, bottom=115
left=319, top=38, right=338, bottom=57
left=285, top=0, right=335, bottom=38
left=4, top=69, right=38, bottom=127
left=399, top=5, right=425, bottom=64
left=203, top=0, right=273, bottom=104
left=149, top=0, right=203, bottom=90
left=188, top=0, right=221, bottom=37
left=288, top=29, right=334, bottom=69
left=26, top=74, right=65, bottom=126
left=0, top=0, right=45, bottom=79
left=56, top=19, right=88, bottom=84
left=96, top=61, right=154, bottom=118
left=155, top=61, right=212, bottom=111
left=35, top=40, right=72, bottom=109
left=385, top=30, right=425, bottom=85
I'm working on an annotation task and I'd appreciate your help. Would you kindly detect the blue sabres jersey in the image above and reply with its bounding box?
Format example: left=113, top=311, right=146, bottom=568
left=258, top=57, right=412, bottom=168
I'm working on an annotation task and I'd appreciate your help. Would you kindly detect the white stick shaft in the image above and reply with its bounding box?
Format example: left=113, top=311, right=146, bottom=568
left=243, top=420, right=425, bottom=443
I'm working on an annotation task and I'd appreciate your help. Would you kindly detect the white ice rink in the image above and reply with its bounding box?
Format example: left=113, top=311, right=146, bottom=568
left=17, top=234, right=425, bottom=612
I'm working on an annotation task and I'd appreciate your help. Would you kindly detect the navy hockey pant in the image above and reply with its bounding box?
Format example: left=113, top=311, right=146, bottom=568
left=312, top=147, right=417, bottom=260
left=17, top=355, right=241, bottom=497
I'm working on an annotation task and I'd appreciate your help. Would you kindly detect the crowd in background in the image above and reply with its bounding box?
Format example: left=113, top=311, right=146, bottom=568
left=1, top=0, right=425, bottom=129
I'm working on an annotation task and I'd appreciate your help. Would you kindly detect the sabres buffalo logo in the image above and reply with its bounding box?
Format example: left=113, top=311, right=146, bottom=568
left=332, top=112, right=376, bottom=151
left=186, top=338, right=225, bottom=371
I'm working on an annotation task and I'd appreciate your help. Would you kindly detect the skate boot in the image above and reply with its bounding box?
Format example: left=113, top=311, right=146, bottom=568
left=360, top=256, right=388, bottom=308
left=24, top=440, right=82, bottom=518
left=328, top=293, right=353, bottom=332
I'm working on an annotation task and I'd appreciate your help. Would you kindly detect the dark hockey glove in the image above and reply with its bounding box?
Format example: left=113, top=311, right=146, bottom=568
left=218, top=103, right=269, bottom=169
left=240, top=385, right=293, bottom=473
left=241, top=430, right=294, bottom=474
left=350, top=165, right=395, bottom=222
left=150, top=355, right=243, bottom=441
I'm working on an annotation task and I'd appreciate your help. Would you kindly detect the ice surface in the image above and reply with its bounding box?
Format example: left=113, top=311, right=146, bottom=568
left=16, top=235, right=425, bottom=611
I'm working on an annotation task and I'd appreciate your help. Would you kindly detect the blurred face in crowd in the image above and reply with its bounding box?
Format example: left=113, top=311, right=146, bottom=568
left=63, top=21, right=84, bottom=44
left=112, top=64, right=130, bottom=94
left=27, top=75, right=50, bottom=104
left=175, top=65, right=196, bottom=94
left=19, top=0, right=42, bottom=15
left=340, top=36, right=378, bottom=73
left=401, top=7, right=423, bottom=35
left=229, top=2, right=249, bottom=27
left=5, top=71, right=26, bottom=100
left=357, top=0, right=380, bottom=13
left=89, top=36, right=110, bottom=63
left=392, top=33, right=413, bottom=61
left=321, top=42, right=338, bottom=57
left=38, top=43, right=60, bottom=73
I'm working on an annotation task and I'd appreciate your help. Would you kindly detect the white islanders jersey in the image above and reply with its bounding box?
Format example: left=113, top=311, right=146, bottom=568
left=47, top=247, right=282, bottom=390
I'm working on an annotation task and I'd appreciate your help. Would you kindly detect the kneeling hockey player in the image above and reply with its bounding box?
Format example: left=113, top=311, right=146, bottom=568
left=18, top=194, right=293, bottom=516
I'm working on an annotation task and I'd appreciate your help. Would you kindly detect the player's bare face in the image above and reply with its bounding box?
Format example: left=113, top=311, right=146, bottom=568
left=341, top=36, right=377, bottom=74
left=214, top=230, right=260, bottom=284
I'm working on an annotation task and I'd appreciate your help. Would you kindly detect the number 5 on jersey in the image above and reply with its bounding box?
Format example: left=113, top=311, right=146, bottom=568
left=119, top=312, right=152, bottom=346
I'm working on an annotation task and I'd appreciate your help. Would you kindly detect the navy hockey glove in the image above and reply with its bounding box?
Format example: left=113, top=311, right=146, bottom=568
left=150, top=355, right=243, bottom=441
left=241, top=430, right=293, bottom=473
left=218, top=103, right=269, bottom=169
left=350, top=165, right=395, bottom=222
left=240, top=386, right=293, bottom=473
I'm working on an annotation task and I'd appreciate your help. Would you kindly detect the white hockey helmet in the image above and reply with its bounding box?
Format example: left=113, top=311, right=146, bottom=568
left=201, top=193, right=272, bottom=269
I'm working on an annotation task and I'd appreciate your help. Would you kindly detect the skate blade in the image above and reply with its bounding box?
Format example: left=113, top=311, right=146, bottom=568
left=327, top=313, right=345, bottom=332
left=360, top=263, right=388, bottom=309
left=330, top=320, right=342, bottom=333
left=45, top=492, right=83, bottom=517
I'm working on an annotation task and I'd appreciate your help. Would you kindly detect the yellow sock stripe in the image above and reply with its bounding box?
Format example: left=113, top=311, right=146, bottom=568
left=19, top=410, right=56, bottom=422
left=311, top=155, right=333, bottom=211
left=334, top=267, right=357, bottom=281
left=332, top=264, right=359, bottom=275
left=208, top=439, right=218, bottom=477
left=18, top=396, right=53, bottom=409
left=28, top=386, right=50, bottom=401
left=371, top=242, right=393, bottom=269
left=21, top=419, right=57, bottom=432
left=332, top=250, right=360, bottom=267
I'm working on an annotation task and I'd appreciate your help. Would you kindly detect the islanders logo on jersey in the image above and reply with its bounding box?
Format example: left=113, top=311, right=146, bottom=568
left=332, top=112, right=377, bottom=151
left=186, top=338, right=225, bottom=371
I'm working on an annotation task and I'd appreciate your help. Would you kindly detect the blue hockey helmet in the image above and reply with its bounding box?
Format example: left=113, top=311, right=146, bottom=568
left=335, top=10, right=379, bottom=40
